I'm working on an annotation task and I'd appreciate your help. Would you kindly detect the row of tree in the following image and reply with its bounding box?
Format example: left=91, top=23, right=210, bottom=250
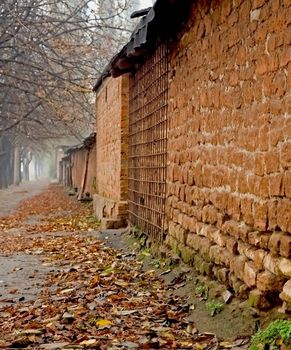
left=0, top=0, right=137, bottom=187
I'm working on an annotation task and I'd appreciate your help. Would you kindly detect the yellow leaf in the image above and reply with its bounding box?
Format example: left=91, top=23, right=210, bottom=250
left=95, top=319, right=112, bottom=328
left=160, top=331, right=175, bottom=340
left=90, top=275, right=100, bottom=288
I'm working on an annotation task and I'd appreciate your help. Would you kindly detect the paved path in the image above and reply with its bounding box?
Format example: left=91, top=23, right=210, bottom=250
left=0, top=179, right=49, bottom=217
left=0, top=180, right=52, bottom=306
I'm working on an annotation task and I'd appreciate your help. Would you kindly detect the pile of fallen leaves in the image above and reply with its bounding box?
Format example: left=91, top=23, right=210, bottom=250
left=1, top=235, right=220, bottom=349
left=0, top=184, right=100, bottom=236
left=0, top=184, right=221, bottom=349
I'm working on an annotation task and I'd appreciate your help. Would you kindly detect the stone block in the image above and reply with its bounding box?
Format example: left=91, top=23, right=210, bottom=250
left=277, top=199, right=291, bottom=232
left=280, top=235, right=291, bottom=258
left=280, top=280, right=291, bottom=303
left=248, top=289, right=272, bottom=310
left=216, top=268, right=229, bottom=284
left=263, top=253, right=281, bottom=275
left=230, top=255, right=247, bottom=281
left=253, top=249, right=267, bottom=270
left=244, top=261, right=258, bottom=287
left=253, top=201, right=268, bottom=231
left=257, top=271, right=286, bottom=292
left=180, top=246, right=195, bottom=265
left=279, top=258, right=291, bottom=278
left=268, top=231, right=281, bottom=254
left=225, top=236, right=238, bottom=254
left=100, top=218, right=126, bottom=230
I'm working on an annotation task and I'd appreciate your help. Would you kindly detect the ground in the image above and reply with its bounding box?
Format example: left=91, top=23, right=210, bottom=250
left=0, top=182, right=254, bottom=349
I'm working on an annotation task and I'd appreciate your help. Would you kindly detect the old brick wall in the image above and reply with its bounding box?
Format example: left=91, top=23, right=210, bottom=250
left=166, top=0, right=291, bottom=308
left=84, top=144, right=96, bottom=196
left=71, top=148, right=87, bottom=192
left=94, top=76, right=129, bottom=223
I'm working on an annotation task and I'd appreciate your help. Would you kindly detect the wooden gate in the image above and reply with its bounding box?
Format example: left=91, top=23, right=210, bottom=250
left=128, top=42, right=168, bottom=242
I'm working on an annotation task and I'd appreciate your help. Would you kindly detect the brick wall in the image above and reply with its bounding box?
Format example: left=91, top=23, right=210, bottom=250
left=166, top=0, right=291, bottom=308
left=94, top=76, right=129, bottom=225
left=84, top=144, right=96, bottom=196
left=69, top=145, right=96, bottom=197
left=71, top=148, right=87, bottom=192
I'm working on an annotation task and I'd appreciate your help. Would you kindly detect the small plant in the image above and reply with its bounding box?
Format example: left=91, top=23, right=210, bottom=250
left=206, top=300, right=224, bottom=316
left=138, top=248, right=151, bottom=260
left=195, top=282, right=208, bottom=300
left=250, top=319, right=291, bottom=350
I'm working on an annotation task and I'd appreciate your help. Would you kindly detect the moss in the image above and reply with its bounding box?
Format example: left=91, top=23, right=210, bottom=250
left=180, top=246, right=195, bottom=265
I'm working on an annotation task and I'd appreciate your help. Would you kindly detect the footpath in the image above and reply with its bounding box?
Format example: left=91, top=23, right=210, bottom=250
left=0, top=182, right=254, bottom=349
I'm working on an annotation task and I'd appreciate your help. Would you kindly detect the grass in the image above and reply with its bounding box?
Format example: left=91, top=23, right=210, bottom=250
left=250, top=319, right=291, bottom=350
left=205, top=300, right=224, bottom=317
left=195, top=282, right=208, bottom=300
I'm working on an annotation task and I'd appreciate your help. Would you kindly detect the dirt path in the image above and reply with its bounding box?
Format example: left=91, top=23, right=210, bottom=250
left=0, top=184, right=253, bottom=349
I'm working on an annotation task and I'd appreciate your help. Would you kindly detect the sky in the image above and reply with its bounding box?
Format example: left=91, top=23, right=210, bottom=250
left=139, top=0, right=154, bottom=8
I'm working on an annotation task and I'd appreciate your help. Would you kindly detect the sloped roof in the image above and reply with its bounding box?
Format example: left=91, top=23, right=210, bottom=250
left=93, top=0, right=192, bottom=92
left=66, top=133, right=96, bottom=154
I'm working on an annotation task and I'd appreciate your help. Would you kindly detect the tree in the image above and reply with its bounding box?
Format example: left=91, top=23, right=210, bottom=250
left=0, top=0, right=135, bottom=183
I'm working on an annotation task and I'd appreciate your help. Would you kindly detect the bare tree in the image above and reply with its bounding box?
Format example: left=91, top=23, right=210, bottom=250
left=0, top=0, right=135, bottom=185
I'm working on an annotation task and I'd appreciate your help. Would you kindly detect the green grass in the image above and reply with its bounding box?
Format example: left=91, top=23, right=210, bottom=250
left=250, top=319, right=291, bottom=350
left=205, top=300, right=224, bottom=316
left=195, top=282, right=208, bottom=300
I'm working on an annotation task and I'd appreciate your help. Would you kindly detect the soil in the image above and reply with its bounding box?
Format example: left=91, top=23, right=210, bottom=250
left=95, top=228, right=258, bottom=341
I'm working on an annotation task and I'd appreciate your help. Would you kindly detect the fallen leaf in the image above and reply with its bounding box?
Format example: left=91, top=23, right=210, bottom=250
left=95, top=319, right=112, bottom=328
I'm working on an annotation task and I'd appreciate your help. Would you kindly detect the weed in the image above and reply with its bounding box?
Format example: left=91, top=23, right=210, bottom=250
left=206, top=300, right=224, bottom=316
left=195, top=282, right=208, bottom=300
left=138, top=248, right=151, bottom=260
left=250, top=319, right=291, bottom=350
left=152, top=258, right=161, bottom=268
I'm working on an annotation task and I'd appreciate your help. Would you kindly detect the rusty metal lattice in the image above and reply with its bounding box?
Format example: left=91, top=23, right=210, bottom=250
left=128, top=42, right=168, bottom=242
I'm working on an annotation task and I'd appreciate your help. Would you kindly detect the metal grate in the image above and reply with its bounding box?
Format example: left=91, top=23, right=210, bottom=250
left=128, top=42, right=168, bottom=242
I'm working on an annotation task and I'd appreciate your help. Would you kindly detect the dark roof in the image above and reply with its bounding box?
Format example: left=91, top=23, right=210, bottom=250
left=66, top=133, right=96, bottom=154
left=93, top=0, right=192, bottom=92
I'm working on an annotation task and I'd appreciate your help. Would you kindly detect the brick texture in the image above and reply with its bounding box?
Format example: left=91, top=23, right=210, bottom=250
left=94, top=76, right=129, bottom=221
left=166, top=0, right=291, bottom=307
left=71, top=148, right=87, bottom=192
left=70, top=144, right=96, bottom=197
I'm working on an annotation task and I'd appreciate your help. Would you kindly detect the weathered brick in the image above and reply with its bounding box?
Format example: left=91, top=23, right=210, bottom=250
left=248, top=289, right=272, bottom=309
left=253, top=201, right=268, bottom=231
left=230, top=255, right=247, bottom=281
left=284, top=171, right=291, bottom=198
left=241, top=197, right=254, bottom=225
left=253, top=249, right=267, bottom=270
left=269, top=174, right=283, bottom=197
left=263, top=253, right=281, bottom=275
left=252, top=0, right=266, bottom=9
left=202, top=205, right=218, bottom=224
left=257, top=271, right=286, bottom=292
left=280, top=235, right=291, bottom=259
left=268, top=232, right=282, bottom=254
left=222, top=220, right=251, bottom=241
left=281, top=142, right=291, bottom=169
left=225, top=236, right=238, bottom=255
left=244, top=261, right=258, bottom=287
left=279, top=258, right=291, bottom=278
left=277, top=199, right=291, bottom=232
left=280, top=280, right=291, bottom=303
left=165, top=0, right=289, bottom=302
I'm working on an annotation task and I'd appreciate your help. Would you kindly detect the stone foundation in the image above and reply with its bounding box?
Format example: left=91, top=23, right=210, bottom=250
left=93, top=194, right=127, bottom=228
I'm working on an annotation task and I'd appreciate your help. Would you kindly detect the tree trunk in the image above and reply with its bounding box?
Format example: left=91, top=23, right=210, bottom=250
left=13, top=147, right=21, bottom=185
